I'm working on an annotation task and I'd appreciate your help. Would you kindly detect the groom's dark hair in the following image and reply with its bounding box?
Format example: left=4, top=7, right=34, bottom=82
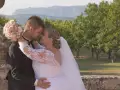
left=25, top=15, right=45, bottom=30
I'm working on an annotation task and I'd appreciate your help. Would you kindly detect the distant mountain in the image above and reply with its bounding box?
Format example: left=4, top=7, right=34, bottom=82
left=13, top=6, right=86, bottom=17
left=5, top=6, right=86, bottom=25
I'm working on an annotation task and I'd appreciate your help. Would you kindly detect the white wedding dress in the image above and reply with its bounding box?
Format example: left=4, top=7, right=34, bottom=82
left=18, top=37, right=86, bottom=90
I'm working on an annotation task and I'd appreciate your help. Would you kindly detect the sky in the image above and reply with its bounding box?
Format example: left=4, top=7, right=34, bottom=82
left=0, top=0, right=113, bottom=15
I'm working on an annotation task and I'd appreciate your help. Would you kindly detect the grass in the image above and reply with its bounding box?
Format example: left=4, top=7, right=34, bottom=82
left=77, top=58, right=120, bottom=75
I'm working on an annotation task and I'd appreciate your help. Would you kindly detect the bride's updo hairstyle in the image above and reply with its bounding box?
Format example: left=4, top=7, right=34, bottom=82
left=3, top=20, right=23, bottom=41
left=46, top=27, right=61, bottom=49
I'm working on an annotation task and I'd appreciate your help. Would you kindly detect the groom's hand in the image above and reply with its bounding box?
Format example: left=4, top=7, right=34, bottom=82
left=37, top=78, right=51, bottom=89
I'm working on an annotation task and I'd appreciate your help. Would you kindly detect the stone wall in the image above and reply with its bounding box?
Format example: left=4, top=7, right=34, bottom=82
left=0, top=74, right=120, bottom=90
left=83, top=75, right=120, bottom=90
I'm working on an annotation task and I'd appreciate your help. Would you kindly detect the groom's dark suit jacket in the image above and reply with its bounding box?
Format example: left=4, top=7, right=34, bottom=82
left=6, top=42, right=35, bottom=90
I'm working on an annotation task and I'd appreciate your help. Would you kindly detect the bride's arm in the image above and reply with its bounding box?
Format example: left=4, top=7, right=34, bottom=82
left=18, top=41, right=58, bottom=65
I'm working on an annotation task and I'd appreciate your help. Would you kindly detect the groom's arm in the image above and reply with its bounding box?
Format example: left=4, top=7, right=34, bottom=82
left=12, top=50, right=50, bottom=88
left=8, top=43, right=50, bottom=88
left=11, top=46, right=49, bottom=87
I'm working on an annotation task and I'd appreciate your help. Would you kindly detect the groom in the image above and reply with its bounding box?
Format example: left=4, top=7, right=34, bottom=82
left=6, top=16, right=51, bottom=90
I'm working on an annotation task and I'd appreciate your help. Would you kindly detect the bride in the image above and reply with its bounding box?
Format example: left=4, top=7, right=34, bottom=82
left=3, top=20, right=86, bottom=90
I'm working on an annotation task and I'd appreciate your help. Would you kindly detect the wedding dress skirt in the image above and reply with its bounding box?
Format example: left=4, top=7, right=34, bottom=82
left=32, top=61, right=71, bottom=90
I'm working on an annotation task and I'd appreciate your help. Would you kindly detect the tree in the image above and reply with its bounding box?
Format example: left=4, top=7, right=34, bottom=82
left=72, top=14, right=85, bottom=57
